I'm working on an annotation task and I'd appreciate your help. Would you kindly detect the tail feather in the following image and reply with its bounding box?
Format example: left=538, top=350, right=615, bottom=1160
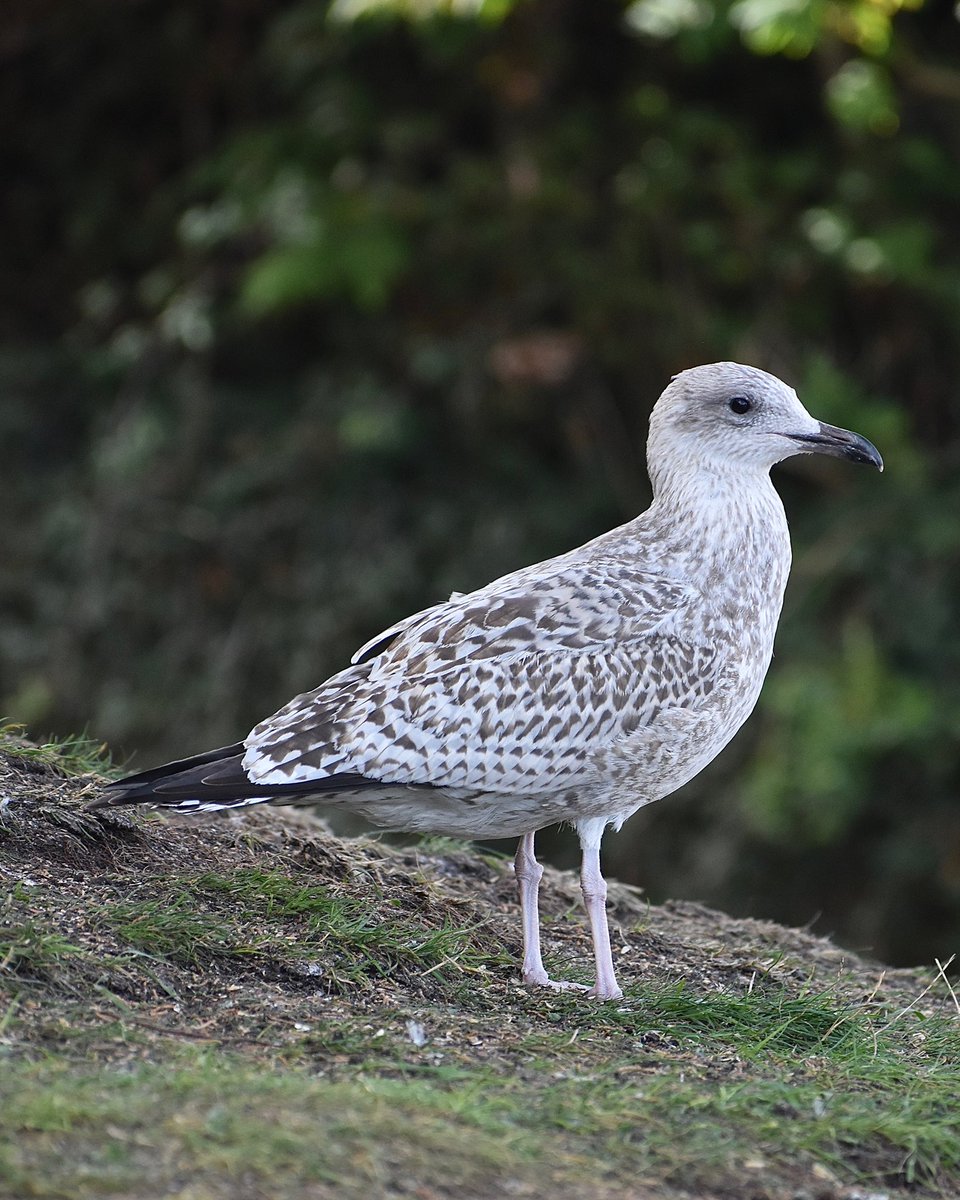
left=88, top=742, right=384, bottom=812
left=102, top=742, right=246, bottom=791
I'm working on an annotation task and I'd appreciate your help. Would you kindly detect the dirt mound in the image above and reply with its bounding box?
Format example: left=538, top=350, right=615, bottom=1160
left=0, top=747, right=929, bottom=1051
left=4, top=744, right=959, bottom=1200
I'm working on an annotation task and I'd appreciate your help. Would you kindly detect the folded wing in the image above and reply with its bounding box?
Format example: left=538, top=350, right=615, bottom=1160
left=242, top=563, right=718, bottom=796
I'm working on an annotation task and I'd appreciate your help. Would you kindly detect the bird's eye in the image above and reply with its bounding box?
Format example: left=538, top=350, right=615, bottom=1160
left=728, top=396, right=752, bottom=415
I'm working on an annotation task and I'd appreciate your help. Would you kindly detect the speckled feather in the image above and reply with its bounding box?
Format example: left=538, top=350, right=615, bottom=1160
left=235, top=536, right=767, bottom=835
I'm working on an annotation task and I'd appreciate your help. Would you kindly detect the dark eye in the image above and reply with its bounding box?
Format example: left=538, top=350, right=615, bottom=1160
left=728, top=396, right=752, bottom=415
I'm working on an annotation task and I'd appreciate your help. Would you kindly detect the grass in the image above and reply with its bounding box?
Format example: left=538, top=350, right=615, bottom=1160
left=0, top=1053, right=537, bottom=1198
left=96, top=867, right=509, bottom=989
left=1, top=884, right=84, bottom=979
left=553, top=981, right=871, bottom=1057
left=2, top=994, right=959, bottom=1200
left=0, top=722, right=117, bottom=778
left=0, top=921, right=83, bottom=977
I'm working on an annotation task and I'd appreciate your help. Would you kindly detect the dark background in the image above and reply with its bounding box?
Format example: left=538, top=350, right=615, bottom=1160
left=2, top=0, right=959, bottom=967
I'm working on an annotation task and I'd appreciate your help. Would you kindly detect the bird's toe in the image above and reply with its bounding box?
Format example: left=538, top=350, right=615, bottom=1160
left=586, top=983, right=624, bottom=1002
left=522, top=971, right=590, bottom=993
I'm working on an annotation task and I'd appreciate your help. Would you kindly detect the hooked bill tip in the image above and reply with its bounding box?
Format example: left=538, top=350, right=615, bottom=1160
left=787, top=423, right=883, bottom=472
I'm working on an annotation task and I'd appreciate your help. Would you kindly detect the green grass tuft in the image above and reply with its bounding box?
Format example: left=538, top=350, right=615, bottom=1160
left=96, top=868, right=508, bottom=989
left=99, top=892, right=269, bottom=965
left=0, top=722, right=117, bottom=777
left=616, top=982, right=869, bottom=1058
left=2, top=882, right=85, bottom=979
left=0, top=920, right=83, bottom=977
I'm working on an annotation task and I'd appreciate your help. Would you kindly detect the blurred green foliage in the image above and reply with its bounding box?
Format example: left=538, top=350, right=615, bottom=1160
left=1, top=0, right=958, bottom=965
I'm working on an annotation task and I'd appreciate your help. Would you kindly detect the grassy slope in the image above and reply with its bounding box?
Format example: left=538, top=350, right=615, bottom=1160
left=1, top=733, right=958, bottom=1200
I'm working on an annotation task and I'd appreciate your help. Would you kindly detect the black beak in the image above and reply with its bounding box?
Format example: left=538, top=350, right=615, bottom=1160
left=786, top=422, right=883, bottom=471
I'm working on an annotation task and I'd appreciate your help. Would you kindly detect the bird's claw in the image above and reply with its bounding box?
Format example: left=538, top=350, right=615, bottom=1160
left=521, top=971, right=623, bottom=1000
left=521, top=970, right=596, bottom=994
left=586, top=985, right=624, bottom=1002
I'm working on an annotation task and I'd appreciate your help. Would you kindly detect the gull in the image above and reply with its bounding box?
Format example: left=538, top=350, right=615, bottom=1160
left=91, top=363, right=882, bottom=1000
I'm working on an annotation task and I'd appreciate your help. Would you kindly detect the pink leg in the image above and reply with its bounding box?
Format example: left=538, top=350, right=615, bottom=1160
left=578, top=826, right=624, bottom=1001
left=515, top=831, right=549, bottom=986
left=514, top=831, right=586, bottom=992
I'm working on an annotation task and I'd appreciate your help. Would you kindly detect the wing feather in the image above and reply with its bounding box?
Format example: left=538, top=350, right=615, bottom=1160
left=243, top=564, right=721, bottom=794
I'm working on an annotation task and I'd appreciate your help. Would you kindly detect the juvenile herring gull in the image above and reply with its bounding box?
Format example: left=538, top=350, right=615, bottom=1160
left=92, top=362, right=882, bottom=1000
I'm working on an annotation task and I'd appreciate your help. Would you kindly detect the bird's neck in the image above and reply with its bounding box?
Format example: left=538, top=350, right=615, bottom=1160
left=642, top=462, right=792, bottom=598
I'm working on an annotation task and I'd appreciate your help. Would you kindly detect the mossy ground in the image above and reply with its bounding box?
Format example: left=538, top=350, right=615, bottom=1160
left=1, top=737, right=958, bottom=1200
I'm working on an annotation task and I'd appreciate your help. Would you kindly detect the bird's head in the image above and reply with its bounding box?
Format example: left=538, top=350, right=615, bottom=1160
left=647, top=362, right=883, bottom=490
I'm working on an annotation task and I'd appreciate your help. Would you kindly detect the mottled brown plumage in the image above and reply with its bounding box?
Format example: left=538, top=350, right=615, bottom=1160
left=93, top=363, right=882, bottom=1000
